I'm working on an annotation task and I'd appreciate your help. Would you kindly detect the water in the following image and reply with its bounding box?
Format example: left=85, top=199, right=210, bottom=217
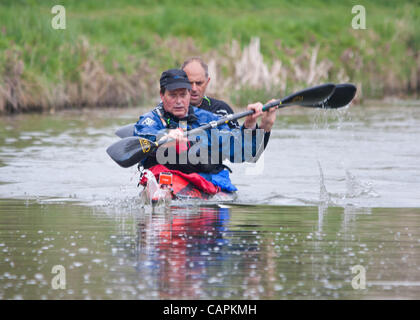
left=1, top=103, right=420, bottom=299
left=1, top=200, right=420, bottom=299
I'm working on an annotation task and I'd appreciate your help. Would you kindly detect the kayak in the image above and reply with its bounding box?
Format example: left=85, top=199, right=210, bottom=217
left=140, top=170, right=237, bottom=206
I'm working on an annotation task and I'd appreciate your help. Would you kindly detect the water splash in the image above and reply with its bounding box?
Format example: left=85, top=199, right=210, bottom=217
left=345, top=170, right=379, bottom=199
left=139, top=170, right=172, bottom=207
left=312, top=105, right=379, bottom=207
left=312, top=104, right=351, bottom=131
left=318, top=160, right=331, bottom=206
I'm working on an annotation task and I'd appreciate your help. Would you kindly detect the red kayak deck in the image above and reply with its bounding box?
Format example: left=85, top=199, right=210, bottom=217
left=139, top=166, right=236, bottom=205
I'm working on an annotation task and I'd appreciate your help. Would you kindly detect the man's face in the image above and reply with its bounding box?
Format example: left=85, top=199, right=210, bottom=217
left=160, top=88, right=190, bottom=118
left=183, top=61, right=210, bottom=106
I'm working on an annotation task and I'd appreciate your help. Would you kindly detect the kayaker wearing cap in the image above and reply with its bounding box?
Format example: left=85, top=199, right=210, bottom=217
left=133, top=68, right=276, bottom=193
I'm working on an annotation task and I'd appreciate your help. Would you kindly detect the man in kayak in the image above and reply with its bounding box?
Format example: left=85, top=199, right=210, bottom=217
left=134, top=68, right=276, bottom=193
left=181, top=57, right=274, bottom=147
left=181, top=57, right=240, bottom=129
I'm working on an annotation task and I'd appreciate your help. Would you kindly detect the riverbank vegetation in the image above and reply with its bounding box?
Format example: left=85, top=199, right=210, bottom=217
left=0, top=0, right=418, bottom=114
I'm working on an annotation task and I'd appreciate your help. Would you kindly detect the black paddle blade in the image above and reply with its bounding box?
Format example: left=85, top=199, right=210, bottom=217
left=318, top=83, right=357, bottom=108
left=281, top=83, right=336, bottom=107
left=115, top=123, right=135, bottom=138
left=106, top=136, right=157, bottom=168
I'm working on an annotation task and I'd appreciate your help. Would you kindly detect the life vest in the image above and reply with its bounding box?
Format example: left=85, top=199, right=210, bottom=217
left=142, top=103, right=231, bottom=175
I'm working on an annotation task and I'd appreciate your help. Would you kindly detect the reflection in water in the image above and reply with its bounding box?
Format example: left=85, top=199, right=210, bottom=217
left=2, top=199, right=420, bottom=299
left=132, top=205, right=287, bottom=299
left=135, top=206, right=236, bottom=299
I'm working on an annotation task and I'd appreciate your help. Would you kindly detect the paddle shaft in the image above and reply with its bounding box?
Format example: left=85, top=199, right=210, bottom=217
left=159, top=98, right=312, bottom=145
left=144, top=83, right=336, bottom=146
left=114, top=99, right=282, bottom=139
left=187, top=99, right=282, bottom=136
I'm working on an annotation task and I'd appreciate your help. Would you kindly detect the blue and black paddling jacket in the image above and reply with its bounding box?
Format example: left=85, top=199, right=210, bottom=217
left=133, top=104, right=266, bottom=192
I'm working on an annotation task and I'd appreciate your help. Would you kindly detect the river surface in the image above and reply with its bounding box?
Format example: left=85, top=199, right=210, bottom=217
left=1, top=102, right=420, bottom=299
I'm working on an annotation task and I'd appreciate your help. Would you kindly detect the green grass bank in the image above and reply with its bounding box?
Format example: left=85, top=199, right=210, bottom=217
left=0, top=0, right=419, bottom=114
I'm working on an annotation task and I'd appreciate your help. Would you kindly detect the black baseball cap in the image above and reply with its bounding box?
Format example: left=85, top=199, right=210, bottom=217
left=160, top=69, right=192, bottom=91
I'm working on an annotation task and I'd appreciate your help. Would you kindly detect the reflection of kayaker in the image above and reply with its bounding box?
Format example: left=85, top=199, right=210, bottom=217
left=135, top=206, right=231, bottom=298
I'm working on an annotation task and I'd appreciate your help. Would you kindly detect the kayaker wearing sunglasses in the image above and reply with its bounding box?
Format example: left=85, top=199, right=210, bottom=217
left=133, top=68, right=277, bottom=193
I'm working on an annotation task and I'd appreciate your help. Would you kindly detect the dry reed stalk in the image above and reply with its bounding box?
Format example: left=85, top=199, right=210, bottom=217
left=1, top=50, right=26, bottom=113
left=63, top=38, right=156, bottom=108
left=205, top=37, right=337, bottom=104
left=0, top=37, right=157, bottom=114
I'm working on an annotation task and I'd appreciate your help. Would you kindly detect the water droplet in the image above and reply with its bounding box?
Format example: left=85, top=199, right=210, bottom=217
left=274, top=284, right=283, bottom=291
left=34, top=273, right=44, bottom=280
left=208, top=277, right=219, bottom=284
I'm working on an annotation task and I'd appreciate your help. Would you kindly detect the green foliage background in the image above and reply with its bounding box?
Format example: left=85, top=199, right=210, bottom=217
left=0, top=0, right=418, bottom=112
